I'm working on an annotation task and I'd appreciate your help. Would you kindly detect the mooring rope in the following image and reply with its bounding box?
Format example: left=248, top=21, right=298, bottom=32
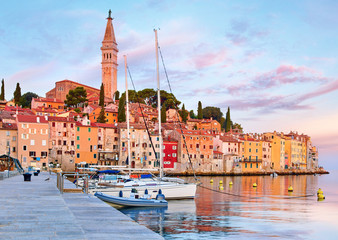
left=197, top=184, right=316, bottom=199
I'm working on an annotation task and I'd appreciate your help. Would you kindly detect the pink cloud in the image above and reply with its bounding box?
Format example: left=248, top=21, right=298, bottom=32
left=8, top=62, right=55, bottom=84
left=193, top=47, right=230, bottom=69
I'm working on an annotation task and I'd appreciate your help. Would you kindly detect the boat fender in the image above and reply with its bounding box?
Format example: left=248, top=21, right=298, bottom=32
left=119, top=190, right=123, bottom=197
left=156, top=189, right=165, bottom=200
left=144, top=189, right=151, bottom=199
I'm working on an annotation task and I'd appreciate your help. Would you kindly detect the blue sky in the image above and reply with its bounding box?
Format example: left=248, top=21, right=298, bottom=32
left=0, top=0, right=337, bottom=169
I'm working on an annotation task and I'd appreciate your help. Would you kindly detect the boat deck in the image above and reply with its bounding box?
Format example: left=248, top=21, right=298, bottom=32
left=0, top=172, right=163, bottom=240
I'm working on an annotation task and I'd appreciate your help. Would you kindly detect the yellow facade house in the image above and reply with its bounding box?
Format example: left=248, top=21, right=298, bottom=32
left=239, top=135, right=263, bottom=172
left=262, top=132, right=286, bottom=170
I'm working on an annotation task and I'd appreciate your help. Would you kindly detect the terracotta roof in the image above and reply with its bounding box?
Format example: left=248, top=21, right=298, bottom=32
left=17, top=115, right=48, bottom=123
left=0, top=123, right=17, bottom=130
left=220, top=135, right=241, bottom=143
left=93, top=123, right=118, bottom=128
left=213, top=150, right=223, bottom=155
left=176, top=129, right=213, bottom=136
left=33, top=107, right=58, bottom=113
left=47, top=116, right=76, bottom=122
left=33, top=97, right=63, bottom=103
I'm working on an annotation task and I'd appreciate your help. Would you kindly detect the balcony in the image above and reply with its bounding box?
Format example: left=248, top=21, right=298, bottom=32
left=239, top=158, right=262, bottom=163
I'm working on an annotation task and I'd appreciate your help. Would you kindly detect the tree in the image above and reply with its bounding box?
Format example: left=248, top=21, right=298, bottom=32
left=19, top=92, right=39, bottom=108
left=118, top=95, right=126, bottom=122
left=99, top=83, right=104, bottom=107
left=202, top=106, right=223, bottom=122
left=64, top=87, right=88, bottom=107
left=232, top=122, right=243, bottom=132
left=189, top=110, right=196, bottom=119
left=179, top=104, right=188, bottom=123
left=197, top=101, right=203, bottom=119
left=114, top=90, right=120, bottom=100
left=0, top=79, right=4, bottom=101
left=13, top=83, right=21, bottom=104
left=224, top=106, right=231, bottom=132
left=97, top=106, right=107, bottom=123
left=161, top=103, right=167, bottom=123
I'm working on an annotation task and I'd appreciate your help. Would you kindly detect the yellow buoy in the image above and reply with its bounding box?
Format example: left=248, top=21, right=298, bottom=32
left=219, top=180, right=223, bottom=185
left=317, top=188, right=323, bottom=196
left=210, top=179, right=213, bottom=184
left=253, top=183, right=257, bottom=187
left=219, top=185, right=224, bottom=190
left=317, top=193, right=325, bottom=200
left=229, top=181, right=233, bottom=185
left=288, top=186, right=293, bottom=192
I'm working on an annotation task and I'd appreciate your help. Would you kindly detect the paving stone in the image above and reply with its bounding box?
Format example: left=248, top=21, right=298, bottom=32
left=0, top=172, right=163, bottom=239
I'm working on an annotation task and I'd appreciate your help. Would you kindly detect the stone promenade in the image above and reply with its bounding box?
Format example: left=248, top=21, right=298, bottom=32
left=0, top=172, right=163, bottom=240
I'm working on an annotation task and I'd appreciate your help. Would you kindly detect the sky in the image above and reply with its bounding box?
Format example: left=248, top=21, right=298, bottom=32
left=0, top=0, right=337, bottom=169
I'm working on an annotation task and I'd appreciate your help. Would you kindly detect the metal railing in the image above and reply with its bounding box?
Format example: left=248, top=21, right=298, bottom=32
left=57, top=172, right=89, bottom=194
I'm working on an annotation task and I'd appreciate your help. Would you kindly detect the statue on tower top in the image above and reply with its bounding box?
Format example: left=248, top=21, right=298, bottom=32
left=108, top=9, right=112, bottom=18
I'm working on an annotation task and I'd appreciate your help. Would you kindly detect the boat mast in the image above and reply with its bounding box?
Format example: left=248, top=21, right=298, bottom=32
left=124, top=55, right=131, bottom=176
left=154, top=29, right=163, bottom=179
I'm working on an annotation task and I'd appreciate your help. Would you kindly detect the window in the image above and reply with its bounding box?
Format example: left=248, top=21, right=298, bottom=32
left=88, top=138, right=91, bottom=141
left=52, top=122, right=56, bottom=127
left=256, top=149, right=258, bottom=153
left=256, top=163, right=258, bottom=168
left=88, top=128, right=91, bottom=132
left=29, top=151, right=36, bottom=157
left=30, top=140, right=35, bottom=146
left=173, top=146, right=177, bottom=150
left=77, top=144, right=80, bottom=149
left=57, top=150, right=62, bottom=155
left=77, top=136, right=80, bottom=140
left=173, top=153, right=176, bottom=157
left=94, top=154, right=97, bottom=158
left=63, top=141, right=67, bottom=145
left=90, top=145, right=92, bottom=152
left=42, top=140, right=46, bottom=146
left=22, top=134, right=27, bottom=139
left=196, top=144, right=199, bottom=148
left=249, top=148, right=251, bottom=152
left=201, top=154, right=204, bottom=159
left=41, top=152, right=48, bottom=157
left=71, top=141, right=74, bottom=146
left=77, top=153, right=80, bottom=158
left=77, top=127, right=80, bottom=131
left=6, top=131, right=10, bottom=136
left=58, top=140, right=61, bottom=145
left=12, top=136, right=16, bottom=141
left=250, top=163, right=252, bottom=168
left=245, top=163, right=247, bottom=168
left=23, top=157, right=26, bottom=162
left=23, top=146, right=27, bottom=151
left=71, top=123, right=74, bottom=128
left=64, top=123, right=67, bottom=128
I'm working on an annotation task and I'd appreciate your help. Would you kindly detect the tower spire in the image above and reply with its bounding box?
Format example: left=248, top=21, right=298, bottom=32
left=101, top=10, right=118, bottom=100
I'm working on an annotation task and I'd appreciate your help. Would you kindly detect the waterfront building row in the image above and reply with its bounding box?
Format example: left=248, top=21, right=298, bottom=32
left=0, top=109, right=319, bottom=174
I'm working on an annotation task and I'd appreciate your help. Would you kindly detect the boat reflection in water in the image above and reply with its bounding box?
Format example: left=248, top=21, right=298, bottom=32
left=119, top=206, right=168, bottom=236
left=117, top=174, right=338, bottom=240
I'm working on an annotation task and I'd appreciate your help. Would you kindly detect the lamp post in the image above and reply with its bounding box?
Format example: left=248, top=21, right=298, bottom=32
left=7, top=145, right=11, bottom=178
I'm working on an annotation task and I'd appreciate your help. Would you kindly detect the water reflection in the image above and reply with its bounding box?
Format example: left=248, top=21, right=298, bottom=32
left=118, top=173, right=338, bottom=239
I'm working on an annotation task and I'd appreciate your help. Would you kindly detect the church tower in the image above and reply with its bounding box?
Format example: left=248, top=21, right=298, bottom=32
left=101, top=9, right=118, bottom=100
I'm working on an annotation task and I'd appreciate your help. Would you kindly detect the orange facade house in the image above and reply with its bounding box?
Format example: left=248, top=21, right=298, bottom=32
left=75, top=122, right=99, bottom=166
left=31, top=97, right=64, bottom=110
left=0, top=121, right=18, bottom=160
left=17, top=115, right=49, bottom=170
left=89, top=106, right=118, bottom=124
left=186, top=118, right=221, bottom=132
left=170, top=129, right=214, bottom=172
left=238, top=135, right=263, bottom=173
left=48, top=116, right=76, bottom=172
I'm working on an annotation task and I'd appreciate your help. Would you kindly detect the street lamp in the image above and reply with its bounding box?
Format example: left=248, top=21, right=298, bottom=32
left=7, top=145, right=11, bottom=178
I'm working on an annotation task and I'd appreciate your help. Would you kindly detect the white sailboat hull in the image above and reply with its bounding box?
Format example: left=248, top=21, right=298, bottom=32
left=90, top=183, right=197, bottom=200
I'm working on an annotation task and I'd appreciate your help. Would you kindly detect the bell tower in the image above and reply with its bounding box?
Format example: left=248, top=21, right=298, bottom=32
left=101, top=9, right=118, bottom=100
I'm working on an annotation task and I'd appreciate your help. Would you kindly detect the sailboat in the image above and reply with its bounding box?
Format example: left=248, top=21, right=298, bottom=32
left=91, top=31, right=197, bottom=200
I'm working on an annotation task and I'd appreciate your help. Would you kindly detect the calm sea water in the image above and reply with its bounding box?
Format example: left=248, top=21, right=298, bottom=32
left=119, top=171, right=338, bottom=240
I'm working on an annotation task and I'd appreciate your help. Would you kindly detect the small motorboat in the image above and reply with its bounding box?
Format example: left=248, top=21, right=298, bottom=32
left=94, top=189, right=168, bottom=207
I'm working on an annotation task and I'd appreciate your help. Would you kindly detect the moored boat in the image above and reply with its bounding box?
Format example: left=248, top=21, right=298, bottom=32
left=94, top=190, right=168, bottom=207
